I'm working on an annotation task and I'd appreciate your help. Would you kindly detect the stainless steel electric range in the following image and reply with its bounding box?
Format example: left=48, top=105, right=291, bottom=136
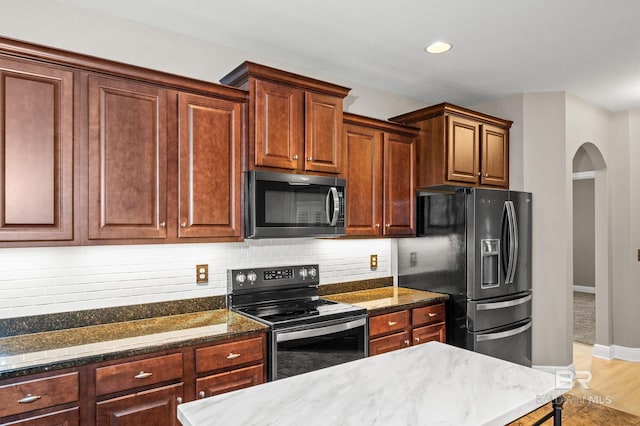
left=227, top=264, right=368, bottom=381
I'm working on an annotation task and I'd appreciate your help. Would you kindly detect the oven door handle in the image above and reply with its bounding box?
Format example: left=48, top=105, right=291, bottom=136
left=276, top=317, right=367, bottom=343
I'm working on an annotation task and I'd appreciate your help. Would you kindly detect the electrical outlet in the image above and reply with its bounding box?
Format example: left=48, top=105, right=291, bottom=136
left=410, top=252, right=417, bottom=267
left=370, top=254, right=378, bottom=270
left=196, top=264, right=208, bottom=284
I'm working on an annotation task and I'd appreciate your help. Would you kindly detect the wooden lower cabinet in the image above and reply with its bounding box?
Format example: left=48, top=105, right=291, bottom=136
left=368, top=303, right=446, bottom=356
left=3, top=407, right=79, bottom=426
left=95, top=383, right=183, bottom=426
left=196, top=364, right=264, bottom=399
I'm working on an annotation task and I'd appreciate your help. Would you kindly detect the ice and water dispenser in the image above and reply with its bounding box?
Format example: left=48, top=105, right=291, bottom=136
left=481, top=239, right=500, bottom=288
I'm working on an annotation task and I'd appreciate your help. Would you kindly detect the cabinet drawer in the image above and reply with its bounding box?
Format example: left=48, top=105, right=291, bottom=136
left=0, top=372, right=79, bottom=418
left=196, top=364, right=264, bottom=399
left=413, top=323, right=446, bottom=345
left=412, top=303, right=445, bottom=326
left=196, top=337, right=264, bottom=373
left=369, top=331, right=411, bottom=356
left=369, top=310, right=410, bottom=337
left=95, top=353, right=183, bottom=396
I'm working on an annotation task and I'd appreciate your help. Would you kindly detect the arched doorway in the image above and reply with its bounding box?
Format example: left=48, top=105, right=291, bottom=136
left=572, top=143, right=610, bottom=351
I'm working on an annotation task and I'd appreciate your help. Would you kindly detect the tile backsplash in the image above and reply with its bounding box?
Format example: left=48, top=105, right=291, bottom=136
left=0, top=238, right=392, bottom=319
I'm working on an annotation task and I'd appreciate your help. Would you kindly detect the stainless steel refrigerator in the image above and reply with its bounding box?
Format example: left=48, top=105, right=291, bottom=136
left=398, top=188, right=532, bottom=366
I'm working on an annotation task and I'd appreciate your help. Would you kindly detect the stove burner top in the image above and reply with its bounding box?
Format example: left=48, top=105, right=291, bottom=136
left=238, top=299, right=337, bottom=323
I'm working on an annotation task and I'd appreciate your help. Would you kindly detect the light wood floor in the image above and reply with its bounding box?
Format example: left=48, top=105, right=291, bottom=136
left=569, top=342, right=640, bottom=418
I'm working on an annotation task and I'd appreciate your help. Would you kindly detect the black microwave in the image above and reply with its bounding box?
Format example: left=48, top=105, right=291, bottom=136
left=245, top=171, right=346, bottom=238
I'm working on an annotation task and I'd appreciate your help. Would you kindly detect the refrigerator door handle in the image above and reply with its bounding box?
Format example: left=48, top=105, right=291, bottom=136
left=476, top=294, right=532, bottom=310
left=505, top=201, right=519, bottom=284
left=476, top=321, right=531, bottom=342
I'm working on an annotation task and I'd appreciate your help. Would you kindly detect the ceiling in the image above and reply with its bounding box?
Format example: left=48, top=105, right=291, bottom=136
left=63, top=0, right=640, bottom=112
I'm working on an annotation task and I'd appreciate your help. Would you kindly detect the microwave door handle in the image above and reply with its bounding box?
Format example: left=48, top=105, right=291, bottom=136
left=326, top=187, right=340, bottom=226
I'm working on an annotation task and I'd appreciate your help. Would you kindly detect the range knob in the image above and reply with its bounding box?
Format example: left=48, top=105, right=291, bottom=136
left=308, top=267, right=317, bottom=278
left=247, top=271, right=257, bottom=283
left=235, top=272, right=246, bottom=284
left=299, top=268, right=308, bottom=279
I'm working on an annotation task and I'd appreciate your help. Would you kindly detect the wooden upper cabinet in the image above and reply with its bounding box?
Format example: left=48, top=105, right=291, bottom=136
left=343, top=113, right=418, bottom=237
left=177, top=93, right=242, bottom=239
left=0, top=57, right=74, bottom=242
left=390, top=103, right=512, bottom=189
left=447, top=116, right=479, bottom=184
left=481, top=124, right=509, bottom=187
left=88, top=75, right=167, bottom=240
left=254, top=79, right=303, bottom=170
left=221, top=61, right=350, bottom=175
left=383, top=132, right=415, bottom=236
left=304, top=91, right=343, bottom=174
left=343, top=123, right=383, bottom=236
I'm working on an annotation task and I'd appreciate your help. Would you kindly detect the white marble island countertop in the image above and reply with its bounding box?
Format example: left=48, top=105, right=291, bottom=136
left=178, top=342, right=563, bottom=426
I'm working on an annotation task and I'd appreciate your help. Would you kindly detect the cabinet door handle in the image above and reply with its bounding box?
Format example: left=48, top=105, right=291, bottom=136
left=404, top=340, right=410, bottom=346
left=307, top=156, right=313, bottom=161
left=414, top=337, right=421, bottom=342
left=199, top=391, right=206, bottom=399
left=180, top=222, right=187, bottom=228
left=134, top=371, right=153, bottom=379
left=428, top=312, right=437, bottom=317
left=159, top=221, right=166, bottom=228
left=375, top=223, right=380, bottom=229
left=177, top=397, right=183, bottom=404
left=477, top=172, right=481, bottom=176
left=293, top=155, right=299, bottom=160
left=385, top=224, right=390, bottom=228
left=18, top=394, right=41, bottom=404
left=227, top=352, right=241, bottom=359
left=387, top=321, right=397, bottom=326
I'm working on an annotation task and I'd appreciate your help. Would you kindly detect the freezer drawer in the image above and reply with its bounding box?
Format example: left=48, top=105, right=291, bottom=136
left=467, top=319, right=531, bottom=367
left=467, top=291, right=531, bottom=332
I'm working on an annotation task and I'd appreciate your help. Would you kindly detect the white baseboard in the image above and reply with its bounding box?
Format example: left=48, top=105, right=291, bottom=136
left=532, top=363, right=575, bottom=374
left=573, top=285, right=596, bottom=294
left=593, top=344, right=640, bottom=362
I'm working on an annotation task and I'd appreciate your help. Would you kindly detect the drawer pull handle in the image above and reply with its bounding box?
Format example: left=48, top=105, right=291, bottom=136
left=199, top=391, right=206, bottom=399
left=227, top=352, right=241, bottom=360
left=387, top=321, right=397, bottom=326
left=404, top=340, right=410, bottom=346
left=428, top=312, right=437, bottom=317
left=177, top=397, right=183, bottom=404
left=18, top=394, right=41, bottom=404
left=134, top=371, right=153, bottom=379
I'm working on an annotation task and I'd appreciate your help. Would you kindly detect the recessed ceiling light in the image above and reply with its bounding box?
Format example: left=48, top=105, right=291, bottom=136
left=425, top=41, right=452, bottom=54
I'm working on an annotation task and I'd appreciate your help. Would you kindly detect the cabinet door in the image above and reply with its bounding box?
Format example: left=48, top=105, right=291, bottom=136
left=196, top=364, right=264, bottom=399
left=3, top=407, right=79, bottom=426
left=446, top=115, right=479, bottom=184
left=480, top=124, right=508, bottom=187
left=95, top=383, right=183, bottom=426
left=0, top=58, right=74, bottom=241
left=88, top=75, right=167, bottom=240
left=412, top=323, right=446, bottom=345
left=304, top=92, right=342, bottom=174
left=369, top=332, right=411, bottom=356
left=177, top=93, right=242, bottom=238
left=254, top=79, right=303, bottom=170
left=343, top=124, right=383, bottom=236
left=383, top=133, right=415, bottom=236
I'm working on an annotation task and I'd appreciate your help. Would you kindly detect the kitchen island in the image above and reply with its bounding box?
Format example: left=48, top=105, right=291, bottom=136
left=177, top=341, right=564, bottom=426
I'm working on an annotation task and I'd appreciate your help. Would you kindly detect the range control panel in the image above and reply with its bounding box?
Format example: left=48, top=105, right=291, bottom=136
left=228, top=264, right=319, bottom=292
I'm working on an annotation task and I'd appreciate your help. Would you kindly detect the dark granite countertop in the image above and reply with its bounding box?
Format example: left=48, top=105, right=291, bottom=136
left=323, top=287, right=449, bottom=315
left=0, top=309, right=267, bottom=380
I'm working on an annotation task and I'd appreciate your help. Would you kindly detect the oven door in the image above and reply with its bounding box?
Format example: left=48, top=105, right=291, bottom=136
left=271, top=316, right=367, bottom=380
